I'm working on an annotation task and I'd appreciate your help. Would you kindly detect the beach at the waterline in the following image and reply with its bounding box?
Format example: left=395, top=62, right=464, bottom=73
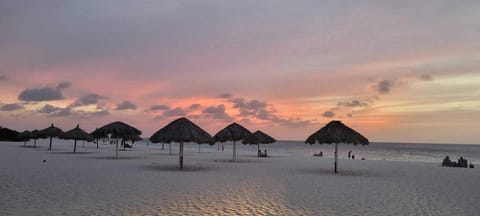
left=1, top=140, right=479, bottom=215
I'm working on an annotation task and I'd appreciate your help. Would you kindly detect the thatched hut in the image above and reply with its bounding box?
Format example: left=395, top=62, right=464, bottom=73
left=150, top=117, right=213, bottom=169
left=39, top=123, right=64, bottom=150
left=60, top=124, right=93, bottom=153
left=213, top=123, right=252, bottom=162
left=305, top=120, right=369, bottom=173
left=96, top=121, right=142, bottom=158
left=242, top=130, right=276, bottom=156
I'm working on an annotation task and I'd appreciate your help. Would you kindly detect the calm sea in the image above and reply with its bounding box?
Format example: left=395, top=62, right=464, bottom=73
left=191, top=141, right=480, bottom=164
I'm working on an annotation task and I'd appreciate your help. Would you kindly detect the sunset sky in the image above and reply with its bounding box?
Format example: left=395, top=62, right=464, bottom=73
left=1, top=1, right=479, bottom=144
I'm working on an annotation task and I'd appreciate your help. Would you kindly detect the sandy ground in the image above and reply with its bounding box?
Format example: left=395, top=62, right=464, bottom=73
left=1, top=140, right=479, bottom=216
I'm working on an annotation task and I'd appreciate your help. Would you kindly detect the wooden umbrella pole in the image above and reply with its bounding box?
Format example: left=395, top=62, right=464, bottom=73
left=115, top=138, right=119, bottom=159
left=198, top=144, right=201, bottom=153
left=180, top=141, right=184, bottom=169
left=257, top=143, right=260, bottom=156
left=49, top=136, right=53, bottom=150
left=169, top=143, right=172, bottom=155
left=74, top=140, right=77, bottom=153
left=96, top=139, right=99, bottom=149
left=233, top=140, right=236, bottom=161
left=334, top=142, right=338, bottom=173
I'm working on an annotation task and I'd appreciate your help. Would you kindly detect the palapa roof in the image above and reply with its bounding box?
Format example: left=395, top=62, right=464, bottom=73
left=213, top=122, right=252, bottom=143
left=60, top=124, right=93, bottom=141
left=96, top=121, right=142, bottom=139
left=31, top=130, right=43, bottom=139
left=90, top=128, right=106, bottom=139
left=150, top=117, right=213, bottom=144
left=39, top=123, right=64, bottom=138
left=242, top=130, right=276, bottom=145
left=305, top=121, right=369, bottom=145
left=17, top=130, right=32, bottom=141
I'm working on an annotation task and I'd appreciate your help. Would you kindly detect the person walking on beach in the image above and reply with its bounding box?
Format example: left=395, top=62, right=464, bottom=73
left=348, top=150, right=352, bottom=159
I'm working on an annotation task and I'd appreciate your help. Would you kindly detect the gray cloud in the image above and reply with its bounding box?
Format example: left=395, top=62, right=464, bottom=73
left=322, top=111, right=335, bottom=118
left=163, top=107, right=186, bottom=117
left=56, top=81, right=72, bottom=89
left=116, top=101, right=137, bottom=110
left=420, top=74, right=433, bottom=81
left=227, top=95, right=315, bottom=127
left=18, top=87, right=65, bottom=101
left=376, top=80, right=396, bottom=94
left=37, top=104, right=63, bottom=113
left=72, top=94, right=106, bottom=107
left=49, top=107, right=73, bottom=117
left=337, top=100, right=370, bottom=108
left=150, top=104, right=170, bottom=111
left=202, top=104, right=233, bottom=121
left=218, top=93, right=233, bottom=99
left=90, top=109, right=110, bottom=116
left=189, top=104, right=201, bottom=110
left=0, top=103, right=23, bottom=111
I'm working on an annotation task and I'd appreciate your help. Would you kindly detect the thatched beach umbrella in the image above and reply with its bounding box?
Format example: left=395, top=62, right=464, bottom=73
left=17, top=130, right=32, bottom=146
left=96, top=121, right=142, bottom=158
left=150, top=117, right=213, bottom=169
left=31, top=130, right=42, bottom=148
left=60, top=124, right=93, bottom=153
left=90, top=128, right=106, bottom=149
left=39, top=123, right=64, bottom=150
left=242, top=130, right=276, bottom=156
left=214, top=123, right=252, bottom=162
left=305, top=120, right=369, bottom=173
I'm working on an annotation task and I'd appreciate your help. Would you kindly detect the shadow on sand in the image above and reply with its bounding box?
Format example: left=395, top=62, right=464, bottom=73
left=141, top=163, right=218, bottom=172
left=213, top=159, right=260, bottom=163
left=295, top=167, right=383, bottom=177
left=49, top=151, right=94, bottom=155
left=88, top=155, right=145, bottom=160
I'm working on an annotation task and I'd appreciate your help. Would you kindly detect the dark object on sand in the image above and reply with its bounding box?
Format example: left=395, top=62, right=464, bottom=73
left=305, top=121, right=369, bottom=173
left=242, top=130, right=275, bottom=157
left=442, top=156, right=470, bottom=168
left=60, top=124, right=93, bottom=153
left=150, top=117, right=213, bottom=169
left=214, top=123, right=252, bottom=162
left=39, top=123, right=64, bottom=150
left=313, top=152, right=323, bottom=157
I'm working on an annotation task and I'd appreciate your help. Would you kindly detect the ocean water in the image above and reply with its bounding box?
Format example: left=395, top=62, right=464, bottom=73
left=181, top=141, right=480, bottom=165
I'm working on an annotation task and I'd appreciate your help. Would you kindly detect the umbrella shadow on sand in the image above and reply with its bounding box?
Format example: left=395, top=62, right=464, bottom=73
left=141, top=163, right=219, bottom=172
left=49, top=151, right=94, bottom=155
left=213, top=158, right=260, bottom=163
left=88, top=155, right=145, bottom=160
left=296, top=167, right=386, bottom=177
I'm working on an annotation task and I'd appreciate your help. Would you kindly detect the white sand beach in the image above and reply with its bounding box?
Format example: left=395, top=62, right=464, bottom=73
left=1, top=140, right=479, bottom=215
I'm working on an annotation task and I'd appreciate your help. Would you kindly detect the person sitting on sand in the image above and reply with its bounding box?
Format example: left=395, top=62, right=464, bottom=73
left=264, top=149, right=268, bottom=157
left=442, top=156, right=452, bottom=166
left=258, top=149, right=262, bottom=157
left=458, top=157, right=468, bottom=168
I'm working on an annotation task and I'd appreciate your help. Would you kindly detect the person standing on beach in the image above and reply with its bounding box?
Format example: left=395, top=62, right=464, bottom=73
left=348, top=150, right=352, bottom=159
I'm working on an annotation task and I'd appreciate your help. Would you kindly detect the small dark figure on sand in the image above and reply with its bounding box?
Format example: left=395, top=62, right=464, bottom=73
left=458, top=157, right=468, bottom=168
left=348, top=150, right=352, bottom=159
left=264, top=149, right=268, bottom=157
left=351, top=155, right=355, bottom=160
left=442, top=156, right=451, bottom=166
